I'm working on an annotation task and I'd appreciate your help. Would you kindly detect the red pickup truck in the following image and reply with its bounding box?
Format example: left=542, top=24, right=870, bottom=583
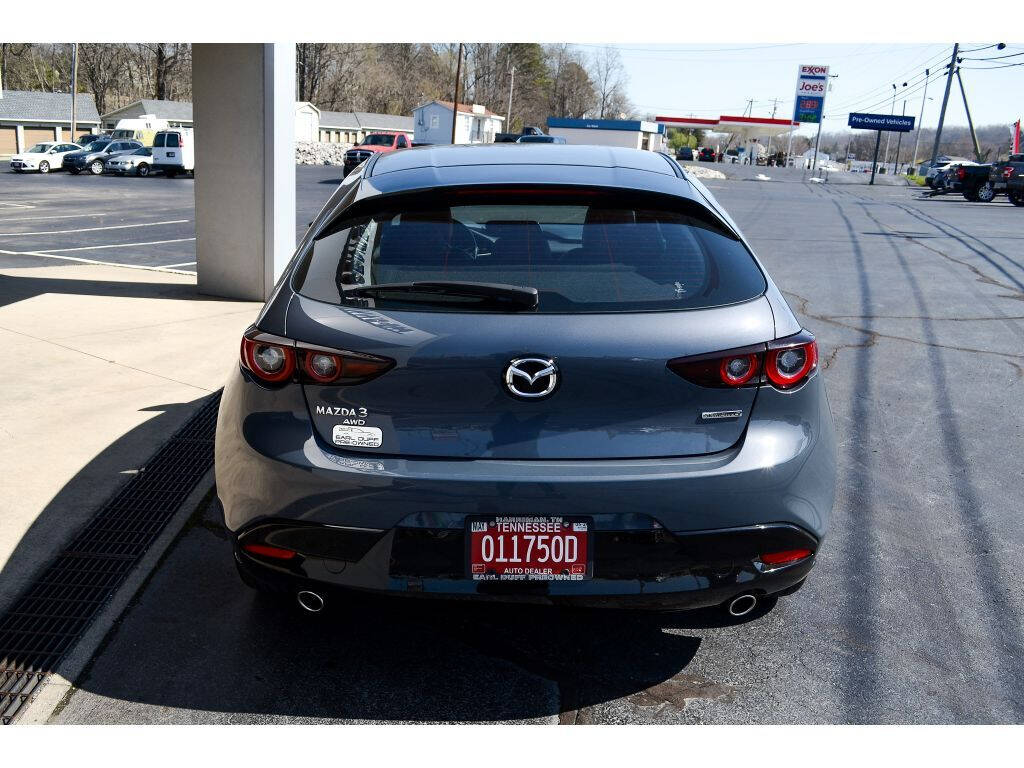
left=343, top=133, right=411, bottom=176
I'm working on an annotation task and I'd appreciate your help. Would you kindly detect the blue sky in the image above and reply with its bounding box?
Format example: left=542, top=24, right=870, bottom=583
left=577, top=43, right=1024, bottom=137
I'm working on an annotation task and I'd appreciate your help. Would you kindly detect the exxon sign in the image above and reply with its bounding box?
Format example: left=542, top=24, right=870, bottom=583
left=794, top=65, right=829, bottom=124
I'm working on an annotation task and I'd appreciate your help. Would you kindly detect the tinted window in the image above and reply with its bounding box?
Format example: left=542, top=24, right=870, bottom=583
left=165, top=133, right=180, bottom=148
left=154, top=133, right=166, bottom=147
left=361, top=134, right=394, bottom=146
left=297, top=191, right=766, bottom=313
left=86, top=140, right=111, bottom=151
left=396, top=135, right=408, bottom=148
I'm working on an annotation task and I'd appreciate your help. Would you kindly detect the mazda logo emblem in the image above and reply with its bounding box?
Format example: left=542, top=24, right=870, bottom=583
left=504, top=357, right=558, bottom=399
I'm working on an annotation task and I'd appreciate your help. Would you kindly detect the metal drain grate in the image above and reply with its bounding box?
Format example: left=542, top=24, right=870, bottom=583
left=0, top=391, right=221, bottom=724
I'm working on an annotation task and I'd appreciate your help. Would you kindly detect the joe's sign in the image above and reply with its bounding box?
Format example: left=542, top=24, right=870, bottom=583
left=793, top=65, right=829, bottom=124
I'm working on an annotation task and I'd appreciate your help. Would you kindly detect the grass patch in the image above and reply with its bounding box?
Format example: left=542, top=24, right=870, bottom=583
left=906, top=174, right=927, bottom=186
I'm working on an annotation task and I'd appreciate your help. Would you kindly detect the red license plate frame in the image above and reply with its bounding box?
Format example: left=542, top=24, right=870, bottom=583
left=466, top=516, right=593, bottom=581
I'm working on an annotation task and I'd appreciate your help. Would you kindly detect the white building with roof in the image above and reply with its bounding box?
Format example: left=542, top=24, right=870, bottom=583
left=413, top=100, right=504, bottom=145
left=100, top=99, right=194, bottom=130
left=318, top=111, right=414, bottom=144
left=0, top=90, right=101, bottom=157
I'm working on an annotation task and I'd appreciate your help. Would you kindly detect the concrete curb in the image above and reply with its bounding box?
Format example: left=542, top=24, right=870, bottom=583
left=16, top=468, right=216, bottom=725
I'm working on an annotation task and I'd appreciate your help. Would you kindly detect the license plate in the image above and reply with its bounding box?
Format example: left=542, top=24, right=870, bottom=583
left=467, top=516, right=592, bottom=581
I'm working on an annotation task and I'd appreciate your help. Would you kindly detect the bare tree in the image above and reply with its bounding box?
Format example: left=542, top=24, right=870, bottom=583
left=591, top=46, right=630, bottom=119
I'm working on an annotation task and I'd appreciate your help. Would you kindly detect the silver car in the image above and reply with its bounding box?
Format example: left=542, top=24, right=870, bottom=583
left=103, top=146, right=155, bottom=176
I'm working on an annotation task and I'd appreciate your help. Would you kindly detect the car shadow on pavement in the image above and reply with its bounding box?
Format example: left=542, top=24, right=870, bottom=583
left=48, top=491, right=780, bottom=724
left=0, top=398, right=209, bottom=618
left=0, top=270, right=219, bottom=311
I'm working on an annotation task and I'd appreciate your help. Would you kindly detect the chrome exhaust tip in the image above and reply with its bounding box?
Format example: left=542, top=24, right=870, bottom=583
left=727, top=593, right=758, bottom=618
left=297, top=590, right=325, bottom=613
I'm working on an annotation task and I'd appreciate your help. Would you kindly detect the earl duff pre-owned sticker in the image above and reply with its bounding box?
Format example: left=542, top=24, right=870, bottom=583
left=332, top=425, right=383, bottom=448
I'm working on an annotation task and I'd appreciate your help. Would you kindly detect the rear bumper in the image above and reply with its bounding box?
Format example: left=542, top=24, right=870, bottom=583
left=215, top=365, right=836, bottom=604
left=233, top=520, right=817, bottom=609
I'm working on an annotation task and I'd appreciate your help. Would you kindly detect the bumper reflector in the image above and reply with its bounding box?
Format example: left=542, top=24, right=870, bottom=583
left=242, top=542, right=298, bottom=560
left=760, top=548, right=813, bottom=566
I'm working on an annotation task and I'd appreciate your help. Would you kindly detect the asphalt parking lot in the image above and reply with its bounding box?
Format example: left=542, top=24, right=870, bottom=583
left=6, top=164, right=1023, bottom=724
left=0, top=167, right=335, bottom=274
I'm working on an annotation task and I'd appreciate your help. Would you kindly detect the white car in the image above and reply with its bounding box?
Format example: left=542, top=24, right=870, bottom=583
left=9, top=141, right=82, bottom=173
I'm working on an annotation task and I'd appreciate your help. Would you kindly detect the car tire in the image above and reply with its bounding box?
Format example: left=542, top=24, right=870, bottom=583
left=90, top=160, right=103, bottom=175
left=165, top=169, right=177, bottom=178
left=137, top=163, right=150, bottom=177
left=69, top=168, right=80, bottom=175
left=39, top=161, right=50, bottom=174
left=963, top=187, right=979, bottom=202
left=926, top=178, right=935, bottom=188
left=976, top=183, right=996, bottom=202
left=1010, top=192, right=1024, bottom=207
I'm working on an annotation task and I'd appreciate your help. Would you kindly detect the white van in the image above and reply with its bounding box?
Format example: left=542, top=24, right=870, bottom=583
left=152, top=128, right=194, bottom=177
left=110, top=115, right=169, bottom=146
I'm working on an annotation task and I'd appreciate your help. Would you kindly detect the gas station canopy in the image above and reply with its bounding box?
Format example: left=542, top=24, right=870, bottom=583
left=657, top=115, right=800, bottom=142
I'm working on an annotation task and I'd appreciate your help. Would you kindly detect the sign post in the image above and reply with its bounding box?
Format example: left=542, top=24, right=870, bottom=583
left=794, top=65, right=828, bottom=171
left=848, top=112, right=915, bottom=185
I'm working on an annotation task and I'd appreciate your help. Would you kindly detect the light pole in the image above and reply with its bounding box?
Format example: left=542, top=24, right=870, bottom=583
left=884, top=83, right=896, bottom=170
left=893, top=99, right=906, bottom=174
left=505, top=63, right=515, bottom=128
left=450, top=43, right=463, bottom=145
left=910, top=69, right=930, bottom=171
left=70, top=43, right=78, bottom=141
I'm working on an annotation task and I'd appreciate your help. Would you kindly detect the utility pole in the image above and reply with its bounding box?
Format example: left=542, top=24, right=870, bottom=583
left=911, top=68, right=930, bottom=171
left=956, top=67, right=982, bottom=162
left=450, top=43, right=463, bottom=145
left=893, top=99, right=906, bottom=174
left=505, top=64, right=515, bottom=127
left=766, top=98, right=780, bottom=155
left=70, top=43, right=78, bottom=141
left=929, top=43, right=960, bottom=168
left=811, top=74, right=837, bottom=173
left=884, top=86, right=892, bottom=172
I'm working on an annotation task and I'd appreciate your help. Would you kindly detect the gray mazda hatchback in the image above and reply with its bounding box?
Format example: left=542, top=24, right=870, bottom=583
left=215, top=144, right=836, bottom=617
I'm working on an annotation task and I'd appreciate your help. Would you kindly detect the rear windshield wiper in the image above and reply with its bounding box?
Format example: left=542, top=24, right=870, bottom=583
left=343, top=281, right=539, bottom=310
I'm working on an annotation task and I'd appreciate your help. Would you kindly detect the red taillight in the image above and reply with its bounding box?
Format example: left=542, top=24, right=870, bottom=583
left=242, top=542, right=298, bottom=560
left=667, top=345, right=764, bottom=388
left=241, top=336, right=295, bottom=383
left=765, top=339, right=817, bottom=389
left=957, top=167, right=966, bottom=180
left=240, top=328, right=394, bottom=386
left=719, top=353, right=759, bottom=386
left=1004, top=166, right=1016, bottom=179
left=760, top=548, right=813, bottom=566
left=667, top=332, right=818, bottom=391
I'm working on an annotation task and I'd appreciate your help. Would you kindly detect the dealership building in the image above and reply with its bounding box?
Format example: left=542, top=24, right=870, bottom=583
left=547, top=117, right=667, bottom=151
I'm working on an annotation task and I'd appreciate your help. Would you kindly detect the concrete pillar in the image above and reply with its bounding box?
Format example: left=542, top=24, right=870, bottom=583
left=14, top=125, right=24, bottom=153
left=193, top=43, right=295, bottom=301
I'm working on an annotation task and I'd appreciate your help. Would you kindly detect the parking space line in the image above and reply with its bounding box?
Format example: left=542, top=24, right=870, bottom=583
left=0, top=247, right=195, bottom=275
left=0, top=212, right=140, bottom=223
left=0, top=202, right=36, bottom=209
left=0, top=219, right=189, bottom=237
left=159, top=261, right=198, bottom=268
left=36, top=237, right=196, bottom=253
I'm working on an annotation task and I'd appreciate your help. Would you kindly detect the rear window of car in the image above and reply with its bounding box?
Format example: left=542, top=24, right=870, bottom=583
left=295, top=189, right=767, bottom=313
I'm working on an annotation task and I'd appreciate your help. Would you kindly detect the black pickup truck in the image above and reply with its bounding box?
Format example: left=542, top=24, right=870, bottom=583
left=955, top=164, right=994, bottom=201
left=989, top=154, right=1024, bottom=206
